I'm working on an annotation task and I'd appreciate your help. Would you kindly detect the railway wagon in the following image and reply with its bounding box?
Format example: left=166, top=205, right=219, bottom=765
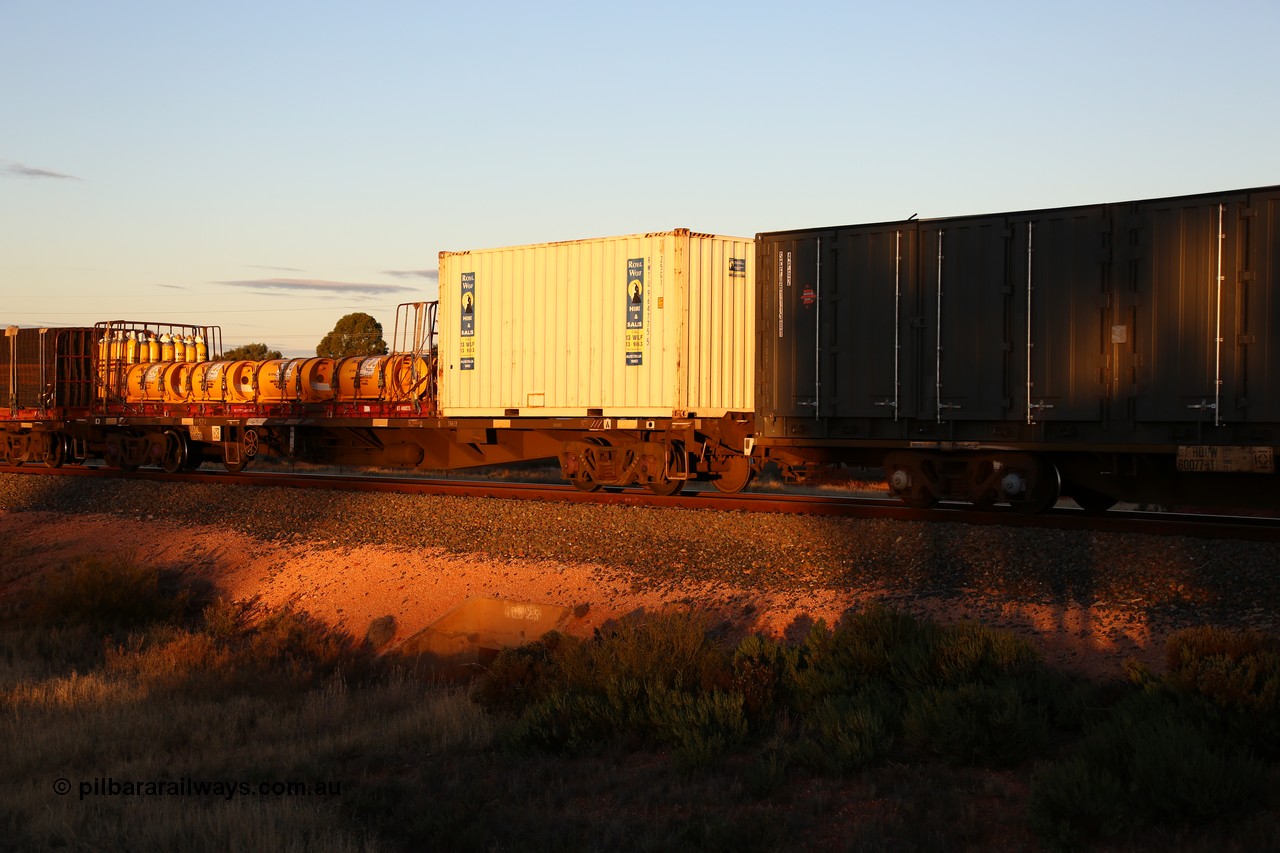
left=754, top=184, right=1280, bottom=511
left=438, top=228, right=757, bottom=493
left=1, top=326, right=96, bottom=466
left=0, top=231, right=761, bottom=496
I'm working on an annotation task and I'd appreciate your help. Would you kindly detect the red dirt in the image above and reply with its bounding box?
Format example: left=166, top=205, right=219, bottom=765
left=0, top=510, right=1176, bottom=680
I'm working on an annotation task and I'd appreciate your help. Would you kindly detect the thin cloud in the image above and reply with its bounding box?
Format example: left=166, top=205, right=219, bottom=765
left=3, top=161, right=81, bottom=181
left=248, top=264, right=306, bottom=273
left=383, top=269, right=438, bottom=282
left=216, top=278, right=417, bottom=296
left=156, top=284, right=187, bottom=290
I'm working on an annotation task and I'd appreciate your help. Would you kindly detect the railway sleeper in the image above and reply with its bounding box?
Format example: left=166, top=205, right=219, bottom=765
left=884, top=450, right=1062, bottom=514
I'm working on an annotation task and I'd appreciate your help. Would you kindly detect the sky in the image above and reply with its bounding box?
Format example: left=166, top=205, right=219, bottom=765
left=3, top=0, right=1277, bottom=356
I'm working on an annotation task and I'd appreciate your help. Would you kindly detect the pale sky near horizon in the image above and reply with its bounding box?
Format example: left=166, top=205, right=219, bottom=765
left=3, top=0, right=1277, bottom=356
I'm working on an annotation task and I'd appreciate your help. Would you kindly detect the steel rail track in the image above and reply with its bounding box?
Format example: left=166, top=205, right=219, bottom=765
left=3, top=463, right=1278, bottom=541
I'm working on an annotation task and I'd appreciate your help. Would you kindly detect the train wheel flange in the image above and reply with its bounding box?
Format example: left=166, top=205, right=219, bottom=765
left=43, top=434, right=68, bottom=469
left=711, top=455, right=753, bottom=494
left=161, top=429, right=189, bottom=474
left=645, top=476, right=685, bottom=496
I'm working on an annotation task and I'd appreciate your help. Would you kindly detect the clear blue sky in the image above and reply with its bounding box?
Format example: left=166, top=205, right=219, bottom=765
left=3, top=0, right=1277, bottom=356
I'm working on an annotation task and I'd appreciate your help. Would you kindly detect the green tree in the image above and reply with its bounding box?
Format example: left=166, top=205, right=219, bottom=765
left=316, top=312, right=388, bottom=358
left=220, top=342, right=282, bottom=361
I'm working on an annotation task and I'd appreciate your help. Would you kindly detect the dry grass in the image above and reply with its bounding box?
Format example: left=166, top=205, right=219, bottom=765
left=3, top=557, right=1276, bottom=852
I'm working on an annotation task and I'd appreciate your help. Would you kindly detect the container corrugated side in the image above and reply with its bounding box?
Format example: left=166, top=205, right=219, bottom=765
left=438, top=229, right=754, bottom=418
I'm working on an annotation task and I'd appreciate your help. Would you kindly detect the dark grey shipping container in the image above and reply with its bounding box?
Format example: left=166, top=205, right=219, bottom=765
left=756, top=185, right=1280, bottom=450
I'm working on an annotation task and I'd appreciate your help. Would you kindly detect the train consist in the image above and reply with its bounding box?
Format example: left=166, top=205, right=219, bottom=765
left=3, top=186, right=1278, bottom=512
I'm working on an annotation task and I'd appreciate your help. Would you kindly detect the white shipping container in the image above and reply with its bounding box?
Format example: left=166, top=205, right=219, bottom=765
left=438, top=229, right=754, bottom=418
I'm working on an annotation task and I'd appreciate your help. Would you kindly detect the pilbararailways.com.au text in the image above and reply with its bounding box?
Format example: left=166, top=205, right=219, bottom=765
left=54, top=777, right=342, bottom=801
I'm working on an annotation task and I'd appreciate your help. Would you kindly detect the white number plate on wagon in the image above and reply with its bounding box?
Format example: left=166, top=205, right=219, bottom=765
left=1176, top=446, right=1275, bottom=473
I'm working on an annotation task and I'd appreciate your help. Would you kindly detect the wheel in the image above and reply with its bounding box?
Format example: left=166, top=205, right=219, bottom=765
left=645, top=476, right=685, bottom=497
left=161, top=430, right=188, bottom=474
left=43, top=434, right=68, bottom=469
left=898, top=492, right=938, bottom=509
left=183, top=443, right=205, bottom=470
left=1067, top=484, right=1117, bottom=513
left=104, top=435, right=139, bottom=472
left=887, top=463, right=936, bottom=509
left=711, top=455, right=753, bottom=494
left=222, top=450, right=249, bottom=473
left=1011, top=464, right=1061, bottom=514
left=571, top=474, right=602, bottom=493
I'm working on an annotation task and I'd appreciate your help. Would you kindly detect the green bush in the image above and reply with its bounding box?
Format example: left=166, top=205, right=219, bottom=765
left=903, top=681, right=1050, bottom=766
left=731, top=633, right=797, bottom=727
left=1125, top=715, right=1266, bottom=823
left=21, top=557, right=194, bottom=631
left=584, top=611, right=731, bottom=694
left=647, top=685, right=748, bottom=769
left=471, top=632, right=572, bottom=714
left=1161, top=625, right=1280, bottom=757
left=793, top=693, right=894, bottom=774
left=1028, top=689, right=1268, bottom=848
left=490, top=613, right=746, bottom=759
left=1027, top=755, right=1131, bottom=848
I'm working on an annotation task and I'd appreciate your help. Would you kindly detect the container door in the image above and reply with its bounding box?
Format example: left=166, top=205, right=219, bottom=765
left=1120, top=191, right=1253, bottom=423
left=1233, top=187, right=1280, bottom=421
left=1008, top=206, right=1109, bottom=422
left=918, top=216, right=1010, bottom=422
left=756, top=233, right=827, bottom=421
left=822, top=224, right=918, bottom=419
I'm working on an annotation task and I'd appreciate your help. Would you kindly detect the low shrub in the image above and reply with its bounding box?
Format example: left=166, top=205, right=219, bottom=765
left=1028, top=688, right=1269, bottom=848
left=903, top=681, right=1050, bottom=766
left=731, top=633, right=797, bottom=727
left=792, top=692, right=893, bottom=774
left=19, top=557, right=196, bottom=632
left=1161, top=625, right=1280, bottom=757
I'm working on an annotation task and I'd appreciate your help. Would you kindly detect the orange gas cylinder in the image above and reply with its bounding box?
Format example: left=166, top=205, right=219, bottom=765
left=125, top=332, right=138, bottom=365
left=381, top=354, right=432, bottom=400
left=222, top=361, right=256, bottom=402
left=122, top=364, right=150, bottom=402
left=253, top=359, right=297, bottom=401
left=172, top=336, right=186, bottom=363
left=140, top=363, right=167, bottom=401
left=183, top=335, right=197, bottom=363
left=288, top=357, right=336, bottom=402
left=162, top=362, right=194, bottom=403
left=146, top=333, right=160, bottom=363
left=194, top=334, right=208, bottom=362
left=160, top=333, right=175, bottom=362
left=334, top=355, right=388, bottom=400
left=188, top=362, right=225, bottom=402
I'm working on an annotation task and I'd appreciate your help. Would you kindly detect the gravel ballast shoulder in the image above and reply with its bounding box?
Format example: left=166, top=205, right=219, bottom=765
left=2, top=473, right=1277, bottom=675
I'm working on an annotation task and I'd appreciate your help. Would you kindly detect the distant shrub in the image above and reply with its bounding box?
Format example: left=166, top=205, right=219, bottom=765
left=1161, top=625, right=1280, bottom=757
left=472, top=632, right=572, bottom=715
left=584, top=611, right=731, bottom=694
left=22, top=557, right=194, bottom=631
left=792, top=692, right=894, bottom=774
left=648, top=684, right=749, bottom=769
left=1027, top=755, right=1131, bottom=848
left=731, top=633, right=797, bottom=727
left=903, top=681, right=1050, bottom=766
left=1028, top=689, right=1269, bottom=848
left=102, top=598, right=379, bottom=697
left=486, top=612, right=749, bottom=762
